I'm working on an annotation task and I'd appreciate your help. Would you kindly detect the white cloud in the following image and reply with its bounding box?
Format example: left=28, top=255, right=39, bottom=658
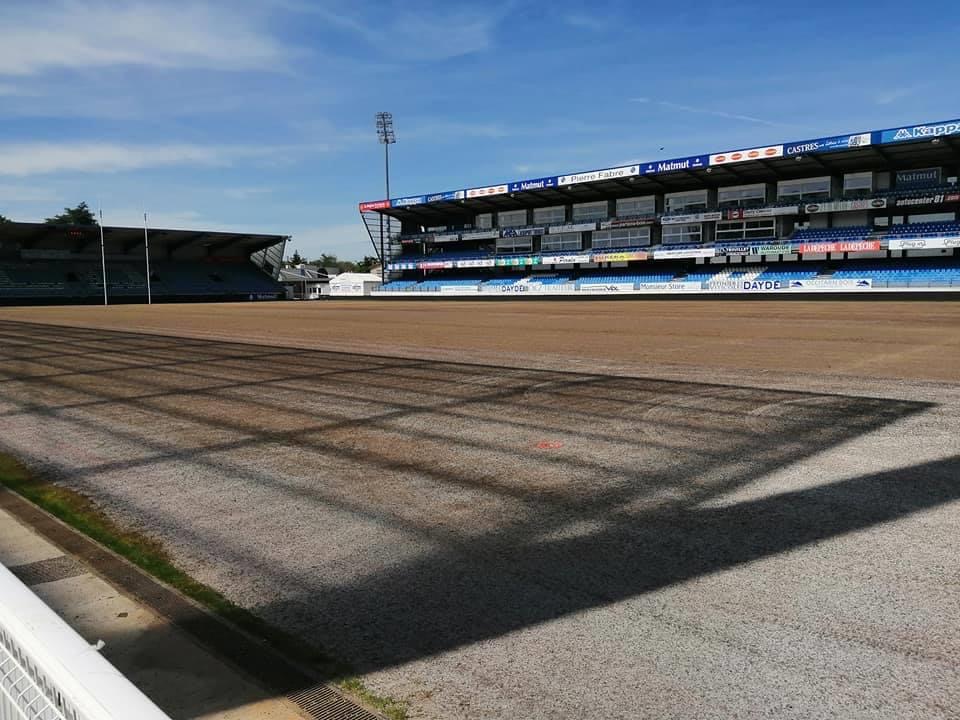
left=0, top=1, right=292, bottom=76
left=630, top=98, right=788, bottom=127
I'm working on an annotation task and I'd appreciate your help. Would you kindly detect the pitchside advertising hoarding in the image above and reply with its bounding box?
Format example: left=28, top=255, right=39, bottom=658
left=798, top=240, right=882, bottom=253
left=789, top=279, right=873, bottom=290
left=579, top=283, right=635, bottom=293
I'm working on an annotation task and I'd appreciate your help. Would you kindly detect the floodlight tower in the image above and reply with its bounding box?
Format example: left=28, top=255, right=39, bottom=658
left=375, top=112, right=395, bottom=276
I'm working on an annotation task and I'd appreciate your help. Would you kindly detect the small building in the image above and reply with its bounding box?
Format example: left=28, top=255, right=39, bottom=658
left=278, top=264, right=332, bottom=300
left=329, top=271, right=382, bottom=297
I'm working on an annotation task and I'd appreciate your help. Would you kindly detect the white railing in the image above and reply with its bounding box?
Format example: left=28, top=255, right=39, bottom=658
left=0, top=564, right=170, bottom=720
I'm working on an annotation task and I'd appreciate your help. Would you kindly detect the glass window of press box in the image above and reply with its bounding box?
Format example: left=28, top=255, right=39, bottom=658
left=616, top=196, right=656, bottom=217
left=592, top=227, right=651, bottom=248
left=541, top=233, right=583, bottom=252
left=715, top=219, right=776, bottom=242
left=717, top=184, right=766, bottom=209
left=777, top=176, right=831, bottom=202
left=661, top=223, right=702, bottom=244
left=533, top=205, right=565, bottom=225
left=572, top=201, right=609, bottom=221
left=497, top=209, right=528, bottom=228
left=664, top=189, right=708, bottom=214
left=843, top=172, right=873, bottom=199
left=496, top=237, right=532, bottom=253
left=476, top=213, right=493, bottom=230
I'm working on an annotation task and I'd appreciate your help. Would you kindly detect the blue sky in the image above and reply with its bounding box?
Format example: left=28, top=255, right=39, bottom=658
left=0, top=0, right=957, bottom=260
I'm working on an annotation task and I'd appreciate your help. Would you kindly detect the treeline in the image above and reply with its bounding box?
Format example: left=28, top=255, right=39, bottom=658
left=0, top=202, right=99, bottom=226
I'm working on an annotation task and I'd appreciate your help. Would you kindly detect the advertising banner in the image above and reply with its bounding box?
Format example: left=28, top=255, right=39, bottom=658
left=599, top=216, right=656, bottom=229
left=508, top=176, right=557, bottom=192
left=430, top=233, right=460, bottom=243
left=539, top=254, right=592, bottom=264
left=455, top=258, right=496, bottom=268
left=439, top=285, right=478, bottom=294
left=359, top=199, right=391, bottom=212
left=387, top=261, right=418, bottom=270
left=558, top=164, right=640, bottom=186
left=718, top=242, right=795, bottom=256
left=798, top=240, right=882, bottom=253
left=725, top=205, right=799, bottom=219
left=896, top=168, right=942, bottom=190
left=661, top=211, right=722, bottom=225
left=894, top=192, right=960, bottom=208
left=880, top=119, right=960, bottom=144
left=641, top=155, right=709, bottom=175
left=737, top=279, right=787, bottom=291
left=495, top=256, right=539, bottom=266
left=591, top=250, right=648, bottom=262
left=788, top=279, right=872, bottom=290
left=579, top=283, right=636, bottom=293
left=709, top=145, right=783, bottom=166
left=548, top=222, right=596, bottom=234
left=418, top=260, right=454, bottom=269
left=466, top=184, right=509, bottom=198
left=634, top=281, right=702, bottom=292
left=460, top=229, right=500, bottom=240
left=783, top=133, right=872, bottom=156
left=804, top=198, right=887, bottom=213
left=888, top=236, right=960, bottom=251
left=501, top=226, right=544, bottom=237
left=425, top=190, right=465, bottom=203
left=653, top=247, right=716, bottom=259
left=392, top=195, right=427, bottom=207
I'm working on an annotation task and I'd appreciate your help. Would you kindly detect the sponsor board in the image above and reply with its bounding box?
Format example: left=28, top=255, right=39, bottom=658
left=501, top=226, right=544, bottom=237
left=798, top=240, right=882, bottom=253
left=439, top=285, right=478, bottom=294
left=431, top=233, right=460, bottom=243
left=455, top=258, right=497, bottom=268
left=661, top=211, right=723, bottom=225
left=718, top=243, right=795, bottom=256
left=896, top=168, right=942, bottom=190
left=591, top=250, right=648, bottom=262
left=539, top=253, right=592, bottom=264
left=894, top=192, right=960, bottom=208
left=888, top=236, right=960, bottom=251
left=387, top=261, right=418, bottom=270
left=804, top=198, right=887, bottom=213
left=548, top=222, right=596, bottom=234
left=724, top=205, right=799, bottom=219
left=599, top=216, right=656, bottom=229
left=508, top=176, right=557, bottom=192
left=653, top=247, right=716, bottom=259
left=495, top=283, right=540, bottom=293
left=466, top=184, right=509, bottom=198
left=738, top=279, right=786, bottom=291
left=425, top=190, right=465, bottom=203
left=784, top=133, right=872, bottom=156
left=460, top=229, right=500, bottom=241
left=634, top=281, right=702, bottom=292
left=495, top=255, right=539, bottom=266
left=359, top=199, right=391, bottom=212
left=880, top=119, right=960, bottom=144
left=392, top=195, right=427, bottom=207
left=417, top=260, right=454, bottom=269
left=709, top=145, right=783, bottom=166
left=788, top=279, right=873, bottom=290
left=579, top=283, right=635, bottom=293
left=558, top=164, right=640, bottom=186
left=641, top=155, right=709, bottom=175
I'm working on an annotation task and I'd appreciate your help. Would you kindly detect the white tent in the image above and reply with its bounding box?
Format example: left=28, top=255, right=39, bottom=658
left=328, top=271, right=382, bottom=297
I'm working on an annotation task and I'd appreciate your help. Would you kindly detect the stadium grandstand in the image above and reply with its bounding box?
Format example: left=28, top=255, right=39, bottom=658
left=0, top=222, right=286, bottom=305
left=359, top=117, right=960, bottom=296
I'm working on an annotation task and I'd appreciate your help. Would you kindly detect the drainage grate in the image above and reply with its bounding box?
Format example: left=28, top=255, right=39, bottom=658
left=289, top=683, right=384, bottom=720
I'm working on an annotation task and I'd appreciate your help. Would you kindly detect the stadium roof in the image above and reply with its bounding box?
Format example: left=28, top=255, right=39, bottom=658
left=0, top=221, right=288, bottom=256
left=360, top=117, right=960, bottom=224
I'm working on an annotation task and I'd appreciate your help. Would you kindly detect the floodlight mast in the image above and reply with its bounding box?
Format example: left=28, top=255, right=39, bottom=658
left=375, top=112, right=395, bottom=278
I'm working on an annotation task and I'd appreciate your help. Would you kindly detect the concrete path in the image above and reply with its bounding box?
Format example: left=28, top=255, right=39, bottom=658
left=0, top=505, right=312, bottom=720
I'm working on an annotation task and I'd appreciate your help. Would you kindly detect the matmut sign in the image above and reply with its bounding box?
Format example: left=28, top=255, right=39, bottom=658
left=710, top=145, right=783, bottom=166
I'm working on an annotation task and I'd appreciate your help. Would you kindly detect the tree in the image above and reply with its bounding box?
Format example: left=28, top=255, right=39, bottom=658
left=356, top=255, right=379, bottom=272
left=0, top=214, right=10, bottom=224
left=45, top=202, right=97, bottom=225
left=288, top=250, right=303, bottom=265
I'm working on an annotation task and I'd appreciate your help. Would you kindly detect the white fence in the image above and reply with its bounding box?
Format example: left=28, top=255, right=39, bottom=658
left=0, top=563, right=170, bottom=720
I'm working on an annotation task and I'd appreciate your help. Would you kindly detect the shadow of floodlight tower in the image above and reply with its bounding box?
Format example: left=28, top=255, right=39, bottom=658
left=375, top=112, right=396, bottom=277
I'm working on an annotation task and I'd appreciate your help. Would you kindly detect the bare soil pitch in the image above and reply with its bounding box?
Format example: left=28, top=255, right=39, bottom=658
left=0, top=302, right=957, bottom=719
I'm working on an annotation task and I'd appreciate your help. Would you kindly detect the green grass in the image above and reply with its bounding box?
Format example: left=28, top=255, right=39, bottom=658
left=0, top=453, right=408, bottom=720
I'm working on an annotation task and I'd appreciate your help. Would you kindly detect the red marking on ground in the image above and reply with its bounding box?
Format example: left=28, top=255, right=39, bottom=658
left=535, top=441, right=564, bottom=450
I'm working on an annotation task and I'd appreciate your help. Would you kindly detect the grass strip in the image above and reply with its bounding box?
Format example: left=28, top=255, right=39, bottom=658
left=0, top=452, right=408, bottom=720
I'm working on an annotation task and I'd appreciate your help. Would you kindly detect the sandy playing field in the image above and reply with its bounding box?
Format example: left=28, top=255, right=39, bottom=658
left=0, top=300, right=958, bottom=719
